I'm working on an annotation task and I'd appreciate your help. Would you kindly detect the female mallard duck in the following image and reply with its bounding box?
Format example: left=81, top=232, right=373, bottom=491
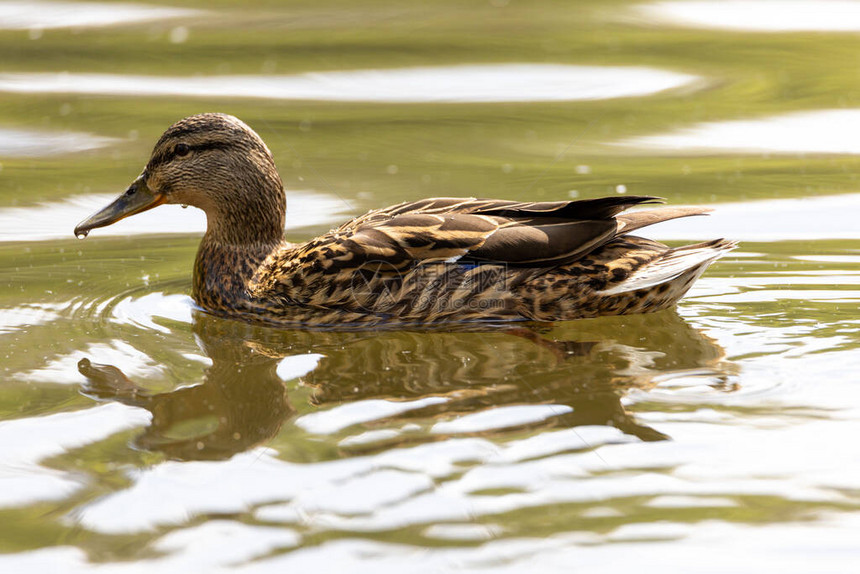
left=75, top=113, right=734, bottom=327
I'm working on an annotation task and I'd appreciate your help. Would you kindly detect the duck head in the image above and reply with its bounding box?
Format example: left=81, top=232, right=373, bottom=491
left=75, top=113, right=286, bottom=245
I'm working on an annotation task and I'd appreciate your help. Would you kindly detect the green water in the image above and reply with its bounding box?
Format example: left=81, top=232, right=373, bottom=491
left=2, top=1, right=860, bottom=572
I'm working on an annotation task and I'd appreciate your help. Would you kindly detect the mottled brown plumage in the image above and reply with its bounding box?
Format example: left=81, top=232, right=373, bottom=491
left=75, top=113, right=736, bottom=327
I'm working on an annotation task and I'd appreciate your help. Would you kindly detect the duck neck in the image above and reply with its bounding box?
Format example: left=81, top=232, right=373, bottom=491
left=192, top=236, right=282, bottom=313
left=192, top=184, right=287, bottom=311
left=202, top=180, right=286, bottom=246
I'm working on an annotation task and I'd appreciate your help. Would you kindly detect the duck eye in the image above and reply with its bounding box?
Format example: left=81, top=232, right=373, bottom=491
left=174, top=143, right=190, bottom=157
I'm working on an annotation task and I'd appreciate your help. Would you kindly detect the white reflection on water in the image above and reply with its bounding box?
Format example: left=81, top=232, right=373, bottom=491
left=0, top=190, right=349, bottom=242
left=621, top=109, right=860, bottom=154
left=0, top=127, right=116, bottom=157
left=0, top=403, right=149, bottom=508
left=152, top=521, right=300, bottom=569
left=640, top=0, right=860, bottom=32
left=698, top=289, right=860, bottom=303
left=0, top=301, right=68, bottom=334
left=0, top=65, right=698, bottom=103
left=235, top=514, right=860, bottom=573
left=795, top=255, right=860, bottom=263
left=648, top=193, right=860, bottom=241
left=72, top=439, right=495, bottom=533
left=0, top=1, right=198, bottom=30
left=111, top=293, right=194, bottom=334
left=263, top=469, right=434, bottom=517
left=275, top=354, right=324, bottom=382
left=295, top=397, right=448, bottom=434
left=10, top=515, right=860, bottom=574
left=431, top=404, right=573, bottom=434
left=646, top=494, right=736, bottom=508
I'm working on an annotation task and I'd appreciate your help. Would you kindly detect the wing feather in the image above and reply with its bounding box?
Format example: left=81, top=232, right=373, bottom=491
left=335, top=196, right=667, bottom=268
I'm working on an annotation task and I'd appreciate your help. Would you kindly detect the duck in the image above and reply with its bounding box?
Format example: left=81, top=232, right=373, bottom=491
left=74, top=113, right=735, bottom=327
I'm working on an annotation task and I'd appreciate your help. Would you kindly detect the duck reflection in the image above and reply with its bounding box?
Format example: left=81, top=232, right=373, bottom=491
left=78, top=310, right=734, bottom=461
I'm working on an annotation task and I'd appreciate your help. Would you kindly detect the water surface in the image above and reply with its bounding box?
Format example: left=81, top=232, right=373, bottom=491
left=1, top=1, right=859, bottom=572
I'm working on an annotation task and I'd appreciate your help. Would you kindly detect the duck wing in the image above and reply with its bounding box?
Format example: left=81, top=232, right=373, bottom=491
left=335, top=195, right=667, bottom=268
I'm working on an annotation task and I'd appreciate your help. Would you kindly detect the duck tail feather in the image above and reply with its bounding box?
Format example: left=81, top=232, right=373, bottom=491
left=598, top=238, right=737, bottom=295
left=616, top=206, right=712, bottom=235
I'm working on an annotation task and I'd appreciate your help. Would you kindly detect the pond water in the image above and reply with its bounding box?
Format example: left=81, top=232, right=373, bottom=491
left=2, top=0, right=860, bottom=572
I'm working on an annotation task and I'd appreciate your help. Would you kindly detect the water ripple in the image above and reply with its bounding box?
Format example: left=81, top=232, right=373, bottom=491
left=0, top=127, right=117, bottom=157
left=0, top=403, right=150, bottom=508
left=0, top=1, right=199, bottom=30
left=649, top=194, right=860, bottom=241
left=620, top=109, right=860, bottom=155
left=0, top=65, right=698, bottom=103
left=640, top=1, right=860, bottom=32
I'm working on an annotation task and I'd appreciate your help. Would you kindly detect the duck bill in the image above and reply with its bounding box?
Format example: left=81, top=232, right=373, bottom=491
left=74, top=175, right=165, bottom=237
